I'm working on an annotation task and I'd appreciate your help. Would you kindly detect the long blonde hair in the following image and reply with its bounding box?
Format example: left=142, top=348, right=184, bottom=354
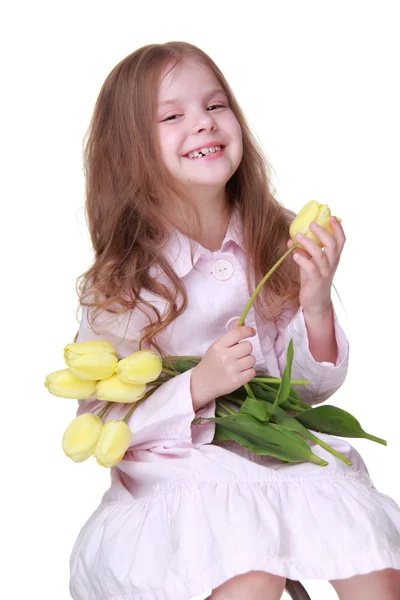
left=76, top=41, right=300, bottom=354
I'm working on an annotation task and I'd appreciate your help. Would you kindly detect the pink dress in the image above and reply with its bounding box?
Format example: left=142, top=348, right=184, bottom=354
left=69, top=212, right=400, bottom=600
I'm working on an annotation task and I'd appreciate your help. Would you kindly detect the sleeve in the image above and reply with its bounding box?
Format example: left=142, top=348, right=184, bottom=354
left=74, top=305, right=215, bottom=450
left=274, top=304, right=349, bottom=406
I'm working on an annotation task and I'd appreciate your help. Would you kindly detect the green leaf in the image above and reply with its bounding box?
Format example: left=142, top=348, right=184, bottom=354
left=250, top=385, right=276, bottom=402
left=294, top=405, right=387, bottom=445
left=200, top=413, right=327, bottom=465
left=268, top=339, right=294, bottom=416
left=256, top=398, right=352, bottom=465
left=213, top=424, right=232, bottom=442
left=239, top=397, right=270, bottom=421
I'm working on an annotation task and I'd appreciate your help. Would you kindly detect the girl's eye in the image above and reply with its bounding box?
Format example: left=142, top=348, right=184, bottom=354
left=161, top=105, right=225, bottom=122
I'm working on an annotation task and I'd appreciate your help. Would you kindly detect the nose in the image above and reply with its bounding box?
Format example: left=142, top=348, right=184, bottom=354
left=191, top=109, right=217, bottom=133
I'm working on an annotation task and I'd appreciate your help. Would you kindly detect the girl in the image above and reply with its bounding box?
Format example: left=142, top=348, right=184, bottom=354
left=69, top=42, right=400, bottom=600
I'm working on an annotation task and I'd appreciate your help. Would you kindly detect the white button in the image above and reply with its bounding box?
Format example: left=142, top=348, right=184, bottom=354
left=225, top=316, right=241, bottom=332
left=213, top=259, right=234, bottom=281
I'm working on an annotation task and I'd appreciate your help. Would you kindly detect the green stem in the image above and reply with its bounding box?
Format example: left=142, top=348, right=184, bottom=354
left=162, top=356, right=202, bottom=362
left=216, top=410, right=228, bottom=418
left=290, top=398, right=313, bottom=410
left=122, top=387, right=158, bottom=423
left=161, top=367, right=179, bottom=376
left=244, top=383, right=255, bottom=399
left=237, top=243, right=299, bottom=326
left=224, top=394, right=243, bottom=407
left=254, top=382, right=310, bottom=410
left=99, top=401, right=113, bottom=419
left=304, top=432, right=352, bottom=466
left=216, top=400, right=237, bottom=416
left=252, top=377, right=308, bottom=385
left=284, top=403, right=308, bottom=413
left=363, top=432, right=387, bottom=446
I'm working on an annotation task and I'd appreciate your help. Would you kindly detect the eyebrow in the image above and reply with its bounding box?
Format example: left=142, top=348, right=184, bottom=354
left=158, top=87, right=227, bottom=107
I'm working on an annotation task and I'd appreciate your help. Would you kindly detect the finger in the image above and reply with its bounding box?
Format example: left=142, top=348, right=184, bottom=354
left=294, top=232, right=330, bottom=274
left=331, top=216, right=346, bottom=250
left=292, top=252, right=323, bottom=280
left=310, top=220, right=345, bottom=266
left=222, top=325, right=256, bottom=347
left=291, top=247, right=310, bottom=260
left=231, top=340, right=253, bottom=358
left=237, top=367, right=257, bottom=386
left=237, top=354, right=256, bottom=371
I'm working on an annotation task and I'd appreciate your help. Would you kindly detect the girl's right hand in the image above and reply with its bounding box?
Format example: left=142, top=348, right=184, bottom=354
left=190, top=325, right=257, bottom=411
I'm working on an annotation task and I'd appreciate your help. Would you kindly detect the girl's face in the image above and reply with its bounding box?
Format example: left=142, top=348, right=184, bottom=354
left=156, top=59, right=243, bottom=195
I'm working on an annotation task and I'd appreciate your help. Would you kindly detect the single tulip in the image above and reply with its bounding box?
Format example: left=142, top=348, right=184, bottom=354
left=238, top=199, right=341, bottom=327
left=62, top=413, right=103, bottom=462
left=96, top=374, right=146, bottom=403
left=289, top=200, right=342, bottom=248
left=94, top=420, right=132, bottom=467
left=116, top=350, right=163, bottom=384
left=45, top=369, right=97, bottom=399
left=64, top=340, right=118, bottom=380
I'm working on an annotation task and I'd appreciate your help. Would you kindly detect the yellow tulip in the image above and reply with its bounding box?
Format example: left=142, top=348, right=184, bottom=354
left=96, top=374, right=146, bottom=403
left=64, top=340, right=118, bottom=380
left=116, top=350, right=163, bottom=384
left=62, top=413, right=103, bottom=462
left=45, top=369, right=97, bottom=399
left=289, top=200, right=342, bottom=248
left=94, top=420, right=132, bottom=467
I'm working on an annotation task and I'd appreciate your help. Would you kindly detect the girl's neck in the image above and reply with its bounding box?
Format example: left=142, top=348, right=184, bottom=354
left=166, top=189, right=232, bottom=252
left=192, top=199, right=231, bottom=252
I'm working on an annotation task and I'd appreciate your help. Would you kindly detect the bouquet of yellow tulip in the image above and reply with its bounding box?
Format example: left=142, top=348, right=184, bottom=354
left=45, top=201, right=387, bottom=469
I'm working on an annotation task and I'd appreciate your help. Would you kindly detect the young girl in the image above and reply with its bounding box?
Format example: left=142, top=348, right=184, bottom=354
left=69, top=42, right=400, bottom=600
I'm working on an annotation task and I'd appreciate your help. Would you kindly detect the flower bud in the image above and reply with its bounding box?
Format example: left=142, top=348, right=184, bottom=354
left=289, top=200, right=342, bottom=248
left=96, top=374, right=146, bottom=403
left=45, top=369, right=97, bottom=399
left=62, top=413, right=103, bottom=462
left=94, top=420, right=132, bottom=467
left=116, top=350, right=163, bottom=384
left=64, top=340, right=118, bottom=380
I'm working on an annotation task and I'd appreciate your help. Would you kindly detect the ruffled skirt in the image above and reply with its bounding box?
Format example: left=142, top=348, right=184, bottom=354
left=70, top=435, right=400, bottom=600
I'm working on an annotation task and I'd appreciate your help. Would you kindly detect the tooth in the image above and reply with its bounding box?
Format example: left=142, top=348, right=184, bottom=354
left=187, top=145, right=225, bottom=158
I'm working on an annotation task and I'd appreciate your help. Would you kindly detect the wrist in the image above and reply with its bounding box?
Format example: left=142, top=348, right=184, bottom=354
left=302, top=302, right=338, bottom=363
left=302, top=301, right=333, bottom=323
left=190, top=365, right=212, bottom=411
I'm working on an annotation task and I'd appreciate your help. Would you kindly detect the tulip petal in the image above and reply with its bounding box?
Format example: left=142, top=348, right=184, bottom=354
left=68, top=352, right=118, bottom=380
left=289, top=200, right=320, bottom=239
left=64, top=340, right=117, bottom=356
left=116, top=350, right=163, bottom=384
left=289, top=200, right=340, bottom=249
left=316, top=204, right=331, bottom=221
left=44, top=369, right=97, bottom=399
left=94, top=420, right=132, bottom=467
left=62, top=414, right=103, bottom=462
left=96, top=374, right=146, bottom=403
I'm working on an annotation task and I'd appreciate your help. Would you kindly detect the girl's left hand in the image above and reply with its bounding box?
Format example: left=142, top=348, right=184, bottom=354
left=287, top=216, right=346, bottom=316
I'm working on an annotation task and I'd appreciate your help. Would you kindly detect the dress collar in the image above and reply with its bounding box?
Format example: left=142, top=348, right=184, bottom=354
left=161, top=208, right=245, bottom=279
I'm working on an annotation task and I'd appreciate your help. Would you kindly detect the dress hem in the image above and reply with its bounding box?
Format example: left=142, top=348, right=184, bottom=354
left=81, top=549, right=400, bottom=600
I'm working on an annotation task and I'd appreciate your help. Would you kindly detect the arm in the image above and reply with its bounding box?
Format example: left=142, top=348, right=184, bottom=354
left=303, top=302, right=338, bottom=364
left=74, top=305, right=215, bottom=449
left=275, top=303, right=349, bottom=405
left=278, top=214, right=348, bottom=404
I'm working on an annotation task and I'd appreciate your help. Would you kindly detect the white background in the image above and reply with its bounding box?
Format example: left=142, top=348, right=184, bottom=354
left=2, top=1, right=399, bottom=599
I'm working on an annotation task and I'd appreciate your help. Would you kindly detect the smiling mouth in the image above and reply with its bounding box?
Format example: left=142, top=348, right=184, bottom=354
left=185, top=145, right=224, bottom=159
